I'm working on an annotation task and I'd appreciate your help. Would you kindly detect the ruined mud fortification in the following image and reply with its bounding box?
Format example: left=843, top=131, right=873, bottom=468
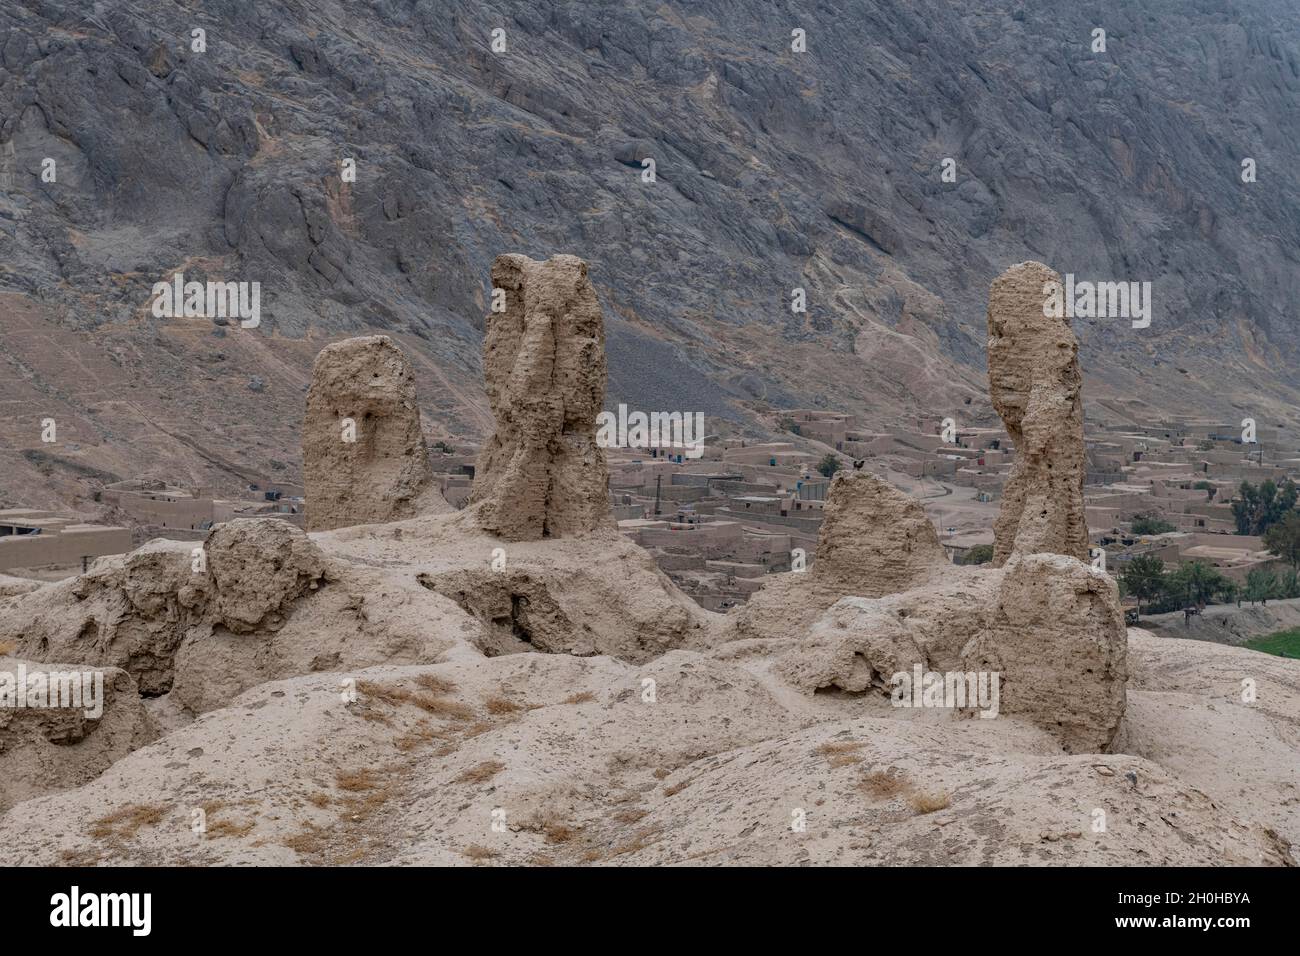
left=725, top=468, right=951, bottom=642
left=782, top=545, right=1127, bottom=753
left=411, top=253, right=700, bottom=661
left=0, top=255, right=1294, bottom=866
left=0, top=517, right=451, bottom=716
left=470, top=253, right=616, bottom=541
left=303, top=334, right=448, bottom=532
left=741, top=260, right=1126, bottom=753
left=988, top=261, right=1090, bottom=565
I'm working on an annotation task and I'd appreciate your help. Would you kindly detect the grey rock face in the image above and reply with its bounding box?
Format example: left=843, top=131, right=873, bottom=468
left=1, top=0, right=1299, bottom=455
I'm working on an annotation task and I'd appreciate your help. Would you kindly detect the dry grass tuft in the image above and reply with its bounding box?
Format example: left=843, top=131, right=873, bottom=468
left=306, top=792, right=331, bottom=809
left=817, top=741, right=866, bottom=768
left=335, top=768, right=380, bottom=792
left=413, top=694, right=475, bottom=719
left=196, top=798, right=257, bottom=839
left=89, top=803, right=169, bottom=840
left=455, top=759, right=506, bottom=784
left=563, top=691, right=596, bottom=705
left=357, top=679, right=474, bottom=720
left=339, top=786, right=394, bottom=821
left=544, top=823, right=578, bottom=844
left=519, top=809, right=581, bottom=845
left=907, top=790, right=951, bottom=815
left=611, top=826, right=662, bottom=857
left=484, top=695, right=522, bottom=715
left=856, top=766, right=950, bottom=814
left=612, top=808, right=649, bottom=825
left=663, top=778, right=693, bottom=797
left=207, top=818, right=256, bottom=838
left=463, top=843, right=498, bottom=861
left=414, top=673, right=458, bottom=695
left=393, top=723, right=439, bottom=753
left=859, top=769, right=910, bottom=799
left=282, top=824, right=328, bottom=855
left=60, top=847, right=107, bottom=866
left=816, top=740, right=865, bottom=756
left=356, top=680, right=410, bottom=706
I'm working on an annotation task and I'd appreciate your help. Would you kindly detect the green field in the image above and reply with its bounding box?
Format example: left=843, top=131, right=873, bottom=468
left=1244, top=628, right=1300, bottom=658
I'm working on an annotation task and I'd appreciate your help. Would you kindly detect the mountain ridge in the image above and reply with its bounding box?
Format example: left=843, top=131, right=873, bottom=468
left=2, top=0, right=1299, bottom=508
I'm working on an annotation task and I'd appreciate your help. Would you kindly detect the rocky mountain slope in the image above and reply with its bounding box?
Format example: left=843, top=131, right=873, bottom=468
left=3, top=0, right=1300, bottom=509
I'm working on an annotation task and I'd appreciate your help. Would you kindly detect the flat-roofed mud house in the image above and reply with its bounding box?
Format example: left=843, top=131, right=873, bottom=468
left=0, top=509, right=131, bottom=571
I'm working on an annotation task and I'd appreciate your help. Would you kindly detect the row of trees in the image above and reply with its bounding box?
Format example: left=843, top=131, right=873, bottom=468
left=1119, top=556, right=1228, bottom=615
left=1232, top=478, right=1298, bottom=535
left=1120, top=554, right=1300, bottom=616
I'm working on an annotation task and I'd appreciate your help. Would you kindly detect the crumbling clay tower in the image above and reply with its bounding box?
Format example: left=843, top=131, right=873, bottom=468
left=303, top=334, right=446, bottom=531
left=470, top=254, right=615, bottom=541
left=987, top=261, right=1089, bottom=566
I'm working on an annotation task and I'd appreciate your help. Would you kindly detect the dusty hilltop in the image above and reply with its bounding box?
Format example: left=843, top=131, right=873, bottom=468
left=0, top=256, right=1296, bottom=866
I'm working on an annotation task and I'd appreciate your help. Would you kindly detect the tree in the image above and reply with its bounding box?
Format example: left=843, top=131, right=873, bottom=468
left=1232, top=480, right=1258, bottom=534
left=1131, top=514, right=1175, bottom=535
left=1232, top=478, right=1298, bottom=535
left=816, top=453, right=841, bottom=478
left=1278, top=479, right=1296, bottom=516
left=1280, top=567, right=1300, bottom=600
left=1217, top=579, right=1239, bottom=606
left=1245, top=567, right=1279, bottom=606
left=1263, top=512, right=1300, bottom=568
left=1166, top=560, right=1229, bottom=609
left=960, top=543, right=994, bottom=566
left=1120, top=555, right=1165, bottom=616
